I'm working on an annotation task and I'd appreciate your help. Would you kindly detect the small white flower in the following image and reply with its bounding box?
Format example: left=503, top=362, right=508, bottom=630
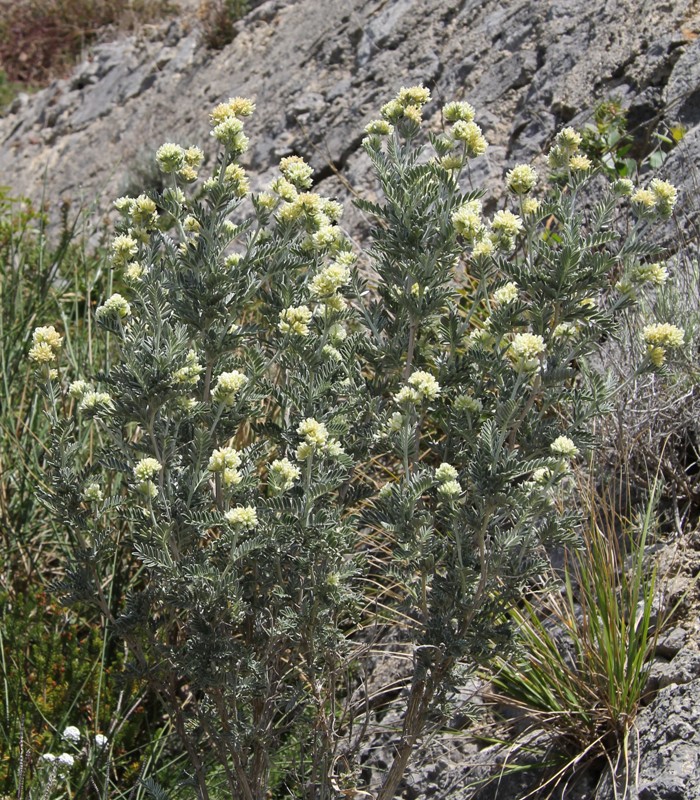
left=57, top=753, right=75, bottom=768
left=95, top=733, right=108, bottom=747
left=62, top=725, right=81, bottom=743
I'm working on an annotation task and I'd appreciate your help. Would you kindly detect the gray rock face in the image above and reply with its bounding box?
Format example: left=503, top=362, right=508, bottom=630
left=596, top=675, right=700, bottom=800
left=1, top=0, right=699, bottom=238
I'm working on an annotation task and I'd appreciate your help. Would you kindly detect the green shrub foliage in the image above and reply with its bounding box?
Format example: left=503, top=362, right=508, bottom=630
left=33, top=87, right=683, bottom=799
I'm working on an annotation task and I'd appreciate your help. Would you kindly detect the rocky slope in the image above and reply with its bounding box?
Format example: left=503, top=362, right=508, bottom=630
left=3, top=1, right=700, bottom=798
left=2, top=0, right=699, bottom=233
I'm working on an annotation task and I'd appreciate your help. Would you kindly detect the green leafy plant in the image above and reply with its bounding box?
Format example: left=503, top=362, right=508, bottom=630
left=33, top=88, right=685, bottom=799
left=581, top=97, right=686, bottom=180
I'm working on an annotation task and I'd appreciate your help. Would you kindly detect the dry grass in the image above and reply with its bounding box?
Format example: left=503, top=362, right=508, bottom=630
left=0, top=0, right=178, bottom=85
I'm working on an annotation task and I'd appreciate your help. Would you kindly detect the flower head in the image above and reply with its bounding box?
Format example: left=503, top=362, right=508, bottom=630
left=297, top=418, right=329, bottom=447
left=309, top=261, right=351, bottom=298
left=506, top=164, right=538, bottom=194
left=210, top=97, right=255, bottom=125
left=280, top=156, right=314, bottom=189
left=225, top=505, right=258, bottom=530
left=156, top=143, right=186, bottom=174
left=208, top=447, right=242, bottom=473
left=269, top=457, right=301, bottom=492
left=173, top=350, right=203, bottom=386
left=437, top=479, right=462, bottom=498
left=79, top=391, right=114, bottom=415
left=550, top=435, right=579, bottom=457
left=365, top=119, right=394, bottom=136
left=452, top=120, right=488, bottom=157
left=435, top=463, right=458, bottom=482
left=510, top=332, right=546, bottom=370
left=443, top=101, right=475, bottom=122
left=569, top=154, right=592, bottom=172
left=649, top=178, right=677, bottom=218
left=134, top=458, right=161, bottom=483
left=83, top=483, right=103, bottom=503
left=642, top=322, right=684, bottom=349
left=211, top=370, right=248, bottom=405
left=632, top=262, right=668, bottom=286
left=111, top=234, right=139, bottom=266
left=452, top=200, right=484, bottom=241
left=492, top=281, right=519, bottom=306
left=96, top=293, right=131, bottom=322
left=62, top=726, right=81, bottom=743
left=57, top=753, right=75, bottom=769
left=279, top=305, right=313, bottom=336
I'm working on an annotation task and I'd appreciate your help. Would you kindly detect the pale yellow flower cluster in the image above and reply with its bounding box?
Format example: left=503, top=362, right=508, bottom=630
left=631, top=262, right=668, bottom=287
left=435, top=462, right=458, bottom=482
left=394, top=370, right=441, bottom=405
left=211, top=370, right=248, bottom=405
left=78, top=390, right=113, bottom=414
left=452, top=120, right=488, bottom=158
left=96, top=293, right=131, bottom=322
left=454, top=394, right=482, bottom=414
left=364, top=119, right=394, bottom=136
left=550, top=436, right=579, bottom=457
left=279, top=305, right=313, bottom=336
left=522, top=197, right=540, bottom=215
left=208, top=446, right=242, bottom=487
left=210, top=97, right=254, bottom=155
left=492, top=281, right=519, bottom=306
left=452, top=200, right=484, bottom=242
left=510, top=332, right=546, bottom=371
left=83, top=482, right=104, bottom=503
left=443, top=101, right=475, bottom=123
left=154, top=143, right=203, bottom=182
left=276, top=190, right=344, bottom=252
left=222, top=163, right=250, bottom=197
left=295, top=417, right=343, bottom=460
left=134, top=457, right=161, bottom=498
left=547, top=126, right=589, bottom=173
left=156, top=143, right=186, bottom=173
left=269, top=457, right=301, bottom=492
left=173, top=350, right=203, bottom=387
left=642, top=322, right=685, bottom=366
left=643, top=322, right=684, bottom=348
left=381, top=85, right=431, bottom=126
left=568, top=154, right=592, bottom=172
left=111, top=234, right=139, bottom=267
left=632, top=179, right=678, bottom=219
left=309, top=255, right=352, bottom=299
left=280, top=156, right=314, bottom=190
left=68, top=380, right=91, bottom=399
left=506, top=164, right=538, bottom=195
left=224, top=505, right=258, bottom=529
left=297, top=417, right=328, bottom=447
left=490, top=209, right=524, bottom=252
left=435, top=464, right=462, bottom=500
left=29, top=325, right=63, bottom=364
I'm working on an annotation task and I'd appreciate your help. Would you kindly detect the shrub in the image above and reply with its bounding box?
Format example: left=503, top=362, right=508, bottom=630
left=34, top=88, right=683, bottom=799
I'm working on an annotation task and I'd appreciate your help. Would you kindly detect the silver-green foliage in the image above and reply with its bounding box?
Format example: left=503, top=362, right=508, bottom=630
left=33, top=87, right=682, bottom=800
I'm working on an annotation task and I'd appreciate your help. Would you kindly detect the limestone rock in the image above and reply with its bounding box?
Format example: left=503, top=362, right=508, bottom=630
left=1, top=0, right=698, bottom=249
